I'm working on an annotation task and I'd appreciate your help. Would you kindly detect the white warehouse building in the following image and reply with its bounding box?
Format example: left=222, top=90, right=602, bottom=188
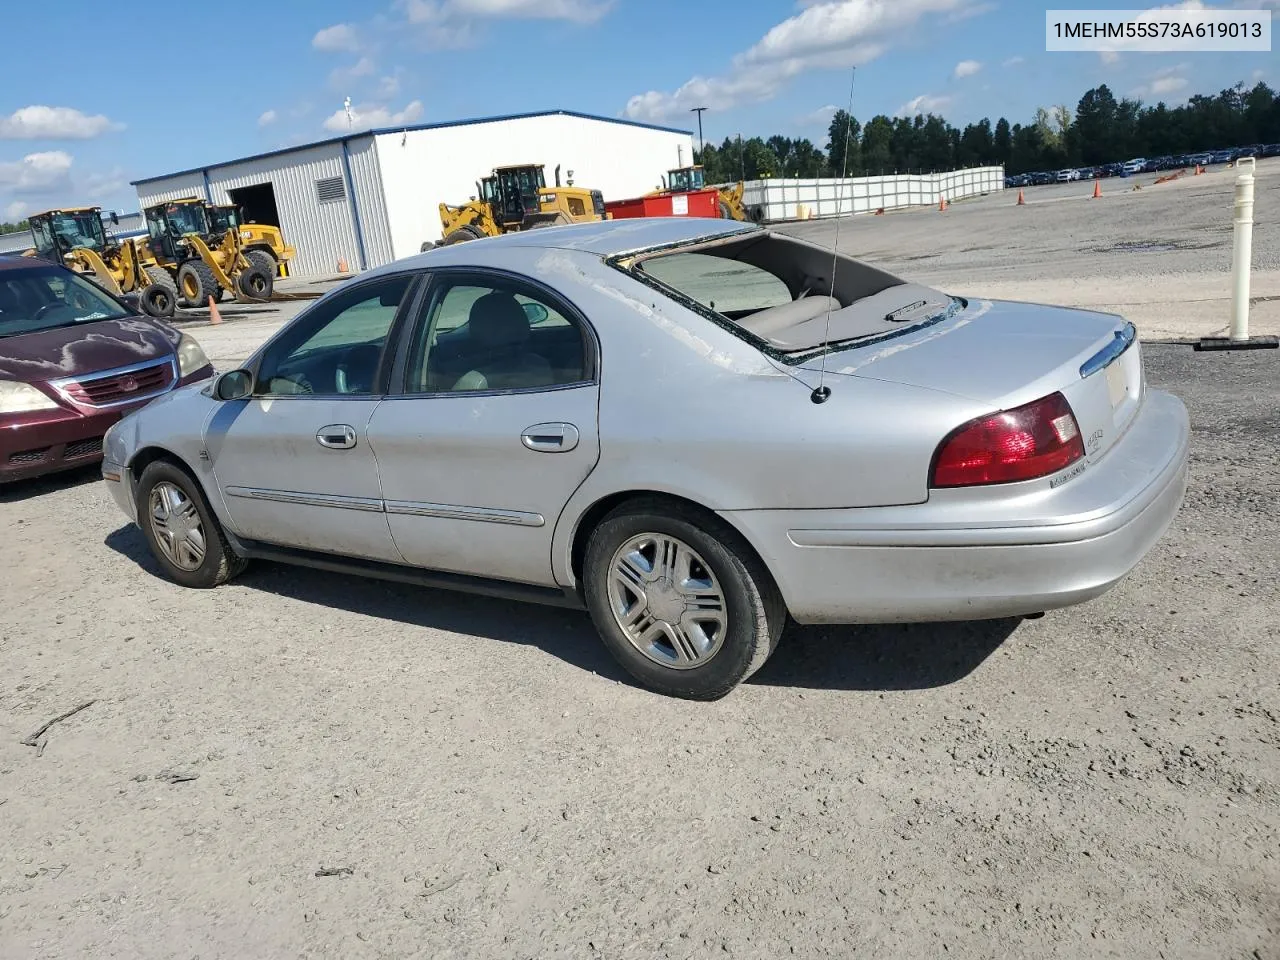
left=131, top=110, right=694, bottom=278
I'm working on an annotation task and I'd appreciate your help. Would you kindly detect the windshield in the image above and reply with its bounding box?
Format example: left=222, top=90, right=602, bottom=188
left=164, top=203, right=208, bottom=236
left=668, top=167, right=705, bottom=191
left=0, top=263, right=131, bottom=337
left=48, top=212, right=106, bottom=252
left=208, top=206, right=238, bottom=232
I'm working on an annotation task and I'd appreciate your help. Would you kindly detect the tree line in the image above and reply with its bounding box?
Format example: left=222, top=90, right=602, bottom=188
left=0, top=219, right=31, bottom=236
left=695, top=80, right=1280, bottom=181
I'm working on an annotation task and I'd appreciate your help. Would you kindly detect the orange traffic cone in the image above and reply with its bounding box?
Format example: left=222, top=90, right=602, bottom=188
left=337, top=257, right=349, bottom=273
left=938, top=196, right=948, bottom=212
left=1016, top=188, right=1025, bottom=206
left=1092, top=179, right=1102, bottom=199
left=1195, top=164, right=1203, bottom=175
left=208, top=294, right=222, bottom=325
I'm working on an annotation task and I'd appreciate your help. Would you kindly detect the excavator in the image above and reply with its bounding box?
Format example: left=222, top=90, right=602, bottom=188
left=430, top=164, right=606, bottom=247
left=25, top=207, right=177, bottom=318
left=204, top=202, right=296, bottom=278
left=653, top=165, right=749, bottom=221
left=143, top=199, right=273, bottom=307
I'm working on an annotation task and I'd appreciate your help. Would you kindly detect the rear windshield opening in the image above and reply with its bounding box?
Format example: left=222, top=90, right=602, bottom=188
left=631, top=232, right=955, bottom=355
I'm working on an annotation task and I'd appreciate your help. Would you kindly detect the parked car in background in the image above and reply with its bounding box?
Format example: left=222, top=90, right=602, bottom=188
left=1121, top=159, right=1146, bottom=176
left=0, top=255, right=212, bottom=483
left=101, top=218, right=1189, bottom=700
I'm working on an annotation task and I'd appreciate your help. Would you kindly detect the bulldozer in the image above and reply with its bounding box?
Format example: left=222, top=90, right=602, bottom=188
left=431, top=164, right=606, bottom=247
left=143, top=199, right=273, bottom=307
left=653, top=165, right=749, bottom=221
left=204, top=203, right=296, bottom=278
left=24, top=207, right=177, bottom=318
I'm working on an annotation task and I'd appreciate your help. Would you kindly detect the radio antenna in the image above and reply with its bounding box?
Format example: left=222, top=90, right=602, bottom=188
left=811, top=65, right=857, bottom=405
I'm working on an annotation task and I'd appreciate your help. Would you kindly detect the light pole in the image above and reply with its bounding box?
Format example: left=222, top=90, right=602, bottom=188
left=690, top=106, right=707, bottom=159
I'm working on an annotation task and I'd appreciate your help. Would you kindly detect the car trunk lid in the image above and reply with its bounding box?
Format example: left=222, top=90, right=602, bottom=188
left=798, top=297, right=1145, bottom=467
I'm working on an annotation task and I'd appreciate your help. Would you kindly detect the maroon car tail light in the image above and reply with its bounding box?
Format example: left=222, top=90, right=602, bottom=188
left=930, top=392, right=1085, bottom=488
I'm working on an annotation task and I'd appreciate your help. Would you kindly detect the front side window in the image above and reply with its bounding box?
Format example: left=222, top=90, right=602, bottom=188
left=406, top=277, right=587, bottom=394
left=164, top=203, right=208, bottom=236
left=0, top=265, right=130, bottom=337
left=256, top=274, right=413, bottom=396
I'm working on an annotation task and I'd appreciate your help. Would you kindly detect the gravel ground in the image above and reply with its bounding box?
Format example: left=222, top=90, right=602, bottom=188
left=1, top=342, right=1277, bottom=957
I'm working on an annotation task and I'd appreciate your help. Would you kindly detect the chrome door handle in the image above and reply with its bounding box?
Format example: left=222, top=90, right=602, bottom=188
left=521, top=422, right=580, bottom=453
left=316, top=424, right=357, bottom=450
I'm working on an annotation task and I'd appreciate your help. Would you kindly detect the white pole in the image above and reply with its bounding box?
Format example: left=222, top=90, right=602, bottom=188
left=1229, top=157, right=1256, bottom=342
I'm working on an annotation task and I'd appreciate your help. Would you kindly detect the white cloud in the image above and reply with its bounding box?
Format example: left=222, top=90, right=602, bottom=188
left=313, top=23, right=362, bottom=52
left=329, top=56, right=377, bottom=89
left=258, top=109, right=278, bottom=127
left=378, top=74, right=402, bottom=98
left=403, top=0, right=610, bottom=45
left=0, top=106, right=121, bottom=140
left=1150, top=75, right=1188, bottom=95
left=897, top=93, right=953, bottom=116
left=797, top=104, right=839, bottom=128
left=322, top=99, right=424, bottom=132
left=1003, top=55, right=1024, bottom=67
left=5, top=200, right=28, bottom=220
left=1099, top=50, right=1121, bottom=64
left=953, top=59, right=982, bottom=78
left=1132, top=64, right=1191, bottom=99
left=0, top=151, right=74, bottom=194
left=1252, top=68, right=1266, bottom=81
left=624, top=0, right=984, bottom=121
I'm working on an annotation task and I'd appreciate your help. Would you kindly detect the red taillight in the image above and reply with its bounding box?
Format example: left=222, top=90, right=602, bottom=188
left=930, top=392, right=1085, bottom=488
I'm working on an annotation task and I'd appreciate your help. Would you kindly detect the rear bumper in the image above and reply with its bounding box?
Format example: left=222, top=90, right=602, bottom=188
left=722, top=389, right=1190, bottom=624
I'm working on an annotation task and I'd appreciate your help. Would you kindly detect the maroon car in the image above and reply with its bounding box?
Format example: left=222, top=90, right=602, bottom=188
left=0, top=255, right=213, bottom=483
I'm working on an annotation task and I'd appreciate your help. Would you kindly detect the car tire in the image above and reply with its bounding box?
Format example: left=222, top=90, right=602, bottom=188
left=582, top=498, right=785, bottom=700
left=177, top=261, right=222, bottom=308
left=135, top=460, right=247, bottom=589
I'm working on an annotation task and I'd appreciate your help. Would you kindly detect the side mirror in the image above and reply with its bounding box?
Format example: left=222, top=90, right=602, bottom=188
left=521, top=301, right=549, bottom=325
left=213, top=369, right=253, bottom=401
left=110, top=212, right=119, bottom=225
left=120, top=291, right=142, bottom=313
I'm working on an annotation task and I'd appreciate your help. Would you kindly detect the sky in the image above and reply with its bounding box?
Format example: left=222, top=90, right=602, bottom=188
left=0, top=0, right=1274, bottom=220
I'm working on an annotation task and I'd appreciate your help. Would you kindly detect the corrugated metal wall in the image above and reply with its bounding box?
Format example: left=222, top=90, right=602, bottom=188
left=133, top=136, right=393, bottom=278
left=135, top=173, right=208, bottom=206
left=376, top=116, right=693, bottom=258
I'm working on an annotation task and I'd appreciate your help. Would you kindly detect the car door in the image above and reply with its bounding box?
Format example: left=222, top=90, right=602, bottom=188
left=366, top=270, right=600, bottom=587
left=205, top=272, right=418, bottom=561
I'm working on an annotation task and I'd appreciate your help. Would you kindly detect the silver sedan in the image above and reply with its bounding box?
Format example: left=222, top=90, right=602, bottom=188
left=102, top=218, right=1189, bottom=699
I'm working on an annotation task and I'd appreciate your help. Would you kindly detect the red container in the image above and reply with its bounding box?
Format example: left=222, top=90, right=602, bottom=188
left=605, top=188, right=721, bottom=220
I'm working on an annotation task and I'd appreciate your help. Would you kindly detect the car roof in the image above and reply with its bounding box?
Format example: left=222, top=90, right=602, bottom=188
left=428, top=217, right=758, bottom=259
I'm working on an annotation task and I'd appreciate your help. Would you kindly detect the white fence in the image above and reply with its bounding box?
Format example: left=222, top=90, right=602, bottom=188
left=741, top=166, right=1005, bottom=222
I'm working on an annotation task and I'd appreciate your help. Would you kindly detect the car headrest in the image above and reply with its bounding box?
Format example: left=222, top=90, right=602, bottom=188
left=468, top=291, right=530, bottom=348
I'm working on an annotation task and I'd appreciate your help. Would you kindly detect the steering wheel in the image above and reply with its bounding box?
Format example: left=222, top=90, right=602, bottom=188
left=34, top=302, right=75, bottom=324
left=335, top=343, right=382, bottom=394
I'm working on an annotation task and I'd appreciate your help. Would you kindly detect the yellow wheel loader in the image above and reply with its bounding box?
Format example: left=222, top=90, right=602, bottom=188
left=652, top=165, right=749, bottom=221
left=430, top=164, right=606, bottom=248
left=205, top=203, right=296, bottom=278
left=25, top=207, right=177, bottom=319
left=143, top=199, right=273, bottom=307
